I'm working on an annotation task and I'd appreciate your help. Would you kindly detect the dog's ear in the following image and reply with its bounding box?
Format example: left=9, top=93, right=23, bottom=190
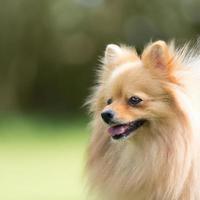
left=104, top=44, right=123, bottom=65
left=103, top=44, right=139, bottom=68
left=142, top=41, right=174, bottom=75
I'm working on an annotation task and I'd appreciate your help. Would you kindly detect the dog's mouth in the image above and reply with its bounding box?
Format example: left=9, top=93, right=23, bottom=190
left=108, top=119, right=146, bottom=140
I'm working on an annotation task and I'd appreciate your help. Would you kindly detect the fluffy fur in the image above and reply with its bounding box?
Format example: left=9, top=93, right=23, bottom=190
left=86, top=40, right=200, bottom=200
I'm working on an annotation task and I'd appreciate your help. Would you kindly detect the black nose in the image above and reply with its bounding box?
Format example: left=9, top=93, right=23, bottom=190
left=101, top=110, right=115, bottom=124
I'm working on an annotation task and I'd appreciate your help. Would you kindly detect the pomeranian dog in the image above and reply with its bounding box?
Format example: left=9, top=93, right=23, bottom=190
left=86, top=40, right=200, bottom=200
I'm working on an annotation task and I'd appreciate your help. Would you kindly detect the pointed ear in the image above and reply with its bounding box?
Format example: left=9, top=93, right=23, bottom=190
left=142, top=41, right=173, bottom=74
left=104, top=44, right=123, bottom=65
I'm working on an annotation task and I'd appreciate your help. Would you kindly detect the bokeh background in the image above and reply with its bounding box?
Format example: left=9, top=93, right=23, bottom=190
left=1, top=0, right=200, bottom=199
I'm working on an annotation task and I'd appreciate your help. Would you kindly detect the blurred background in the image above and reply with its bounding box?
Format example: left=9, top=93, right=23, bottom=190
left=1, top=0, right=200, bottom=199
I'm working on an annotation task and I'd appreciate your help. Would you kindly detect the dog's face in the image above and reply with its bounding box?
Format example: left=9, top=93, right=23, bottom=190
left=99, top=41, right=178, bottom=141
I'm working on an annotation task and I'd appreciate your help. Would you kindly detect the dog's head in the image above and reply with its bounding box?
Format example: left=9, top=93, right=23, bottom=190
left=94, top=41, right=185, bottom=141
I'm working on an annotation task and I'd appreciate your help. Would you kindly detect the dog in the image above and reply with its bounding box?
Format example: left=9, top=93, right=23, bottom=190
left=86, top=40, right=200, bottom=200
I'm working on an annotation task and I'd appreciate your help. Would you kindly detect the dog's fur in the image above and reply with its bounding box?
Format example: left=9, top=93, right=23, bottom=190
left=86, top=40, right=200, bottom=200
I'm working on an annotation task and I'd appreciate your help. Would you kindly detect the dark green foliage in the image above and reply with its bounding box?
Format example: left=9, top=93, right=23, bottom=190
left=0, top=0, right=200, bottom=114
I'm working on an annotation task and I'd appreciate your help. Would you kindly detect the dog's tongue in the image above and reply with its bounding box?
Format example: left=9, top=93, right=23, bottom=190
left=108, top=124, right=129, bottom=136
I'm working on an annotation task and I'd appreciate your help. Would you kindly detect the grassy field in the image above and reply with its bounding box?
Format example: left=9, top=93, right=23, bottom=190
left=0, top=116, right=89, bottom=200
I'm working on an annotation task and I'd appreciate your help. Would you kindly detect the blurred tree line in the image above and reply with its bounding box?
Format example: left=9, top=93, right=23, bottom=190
left=0, top=0, right=200, bottom=115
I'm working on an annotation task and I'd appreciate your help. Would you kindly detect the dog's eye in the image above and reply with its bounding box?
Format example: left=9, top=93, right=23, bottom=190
left=107, top=98, right=112, bottom=105
left=128, top=96, right=142, bottom=106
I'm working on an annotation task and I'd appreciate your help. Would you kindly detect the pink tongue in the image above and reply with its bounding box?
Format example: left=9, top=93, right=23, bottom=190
left=108, top=125, right=129, bottom=136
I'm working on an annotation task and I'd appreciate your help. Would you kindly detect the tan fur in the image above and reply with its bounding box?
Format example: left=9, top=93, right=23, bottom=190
left=86, top=41, right=200, bottom=200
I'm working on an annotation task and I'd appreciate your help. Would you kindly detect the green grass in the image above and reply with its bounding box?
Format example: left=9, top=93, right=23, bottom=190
left=0, top=116, right=89, bottom=200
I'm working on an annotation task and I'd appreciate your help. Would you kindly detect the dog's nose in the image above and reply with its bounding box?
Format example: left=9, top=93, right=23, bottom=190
left=101, top=110, right=115, bottom=124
